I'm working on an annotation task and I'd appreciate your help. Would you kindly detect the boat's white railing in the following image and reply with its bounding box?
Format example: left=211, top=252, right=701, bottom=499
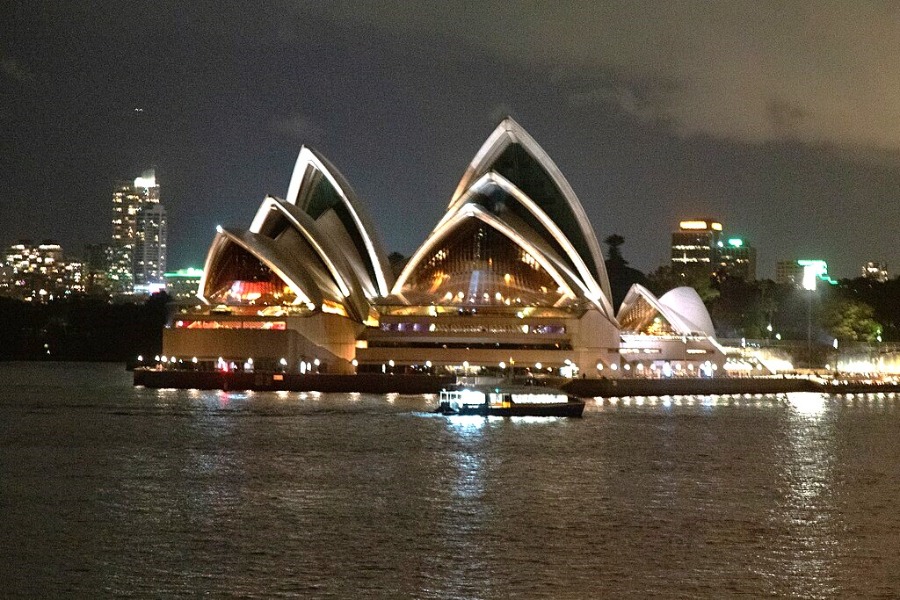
left=509, top=393, right=568, bottom=404
left=440, top=389, right=486, bottom=405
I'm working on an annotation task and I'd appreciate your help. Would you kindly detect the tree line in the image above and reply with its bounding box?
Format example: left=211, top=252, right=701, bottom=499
left=0, top=294, right=168, bottom=361
left=605, top=235, right=889, bottom=344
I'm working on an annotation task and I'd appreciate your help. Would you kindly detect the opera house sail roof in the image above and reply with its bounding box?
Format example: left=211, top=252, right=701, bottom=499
left=392, top=117, right=615, bottom=319
left=197, top=147, right=393, bottom=324
left=617, top=284, right=716, bottom=337
left=182, top=117, right=728, bottom=376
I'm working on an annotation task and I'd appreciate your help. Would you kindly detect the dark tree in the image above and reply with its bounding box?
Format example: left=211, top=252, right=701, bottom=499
left=387, top=252, right=408, bottom=278
left=603, top=234, right=649, bottom=310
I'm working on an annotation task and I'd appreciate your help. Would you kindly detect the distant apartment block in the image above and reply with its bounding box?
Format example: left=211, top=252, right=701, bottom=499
left=776, top=259, right=837, bottom=290
left=0, top=240, right=84, bottom=301
left=671, top=219, right=722, bottom=276
left=164, top=267, right=203, bottom=302
left=715, top=237, right=757, bottom=282
left=671, top=220, right=756, bottom=281
left=861, top=261, right=888, bottom=283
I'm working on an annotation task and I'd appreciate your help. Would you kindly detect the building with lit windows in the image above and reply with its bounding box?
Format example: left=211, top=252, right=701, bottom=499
left=617, top=284, right=725, bottom=377
left=83, top=243, right=112, bottom=295
left=776, top=259, right=838, bottom=289
left=164, top=118, right=723, bottom=377
left=164, top=268, right=204, bottom=302
left=110, top=170, right=167, bottom=295
left=0, top=240, right=84, bottom=301
left=715, top=237, right=757, bottom=281
left=133, top=203, right=168, bottom=294
left=671, top=219, right=722, bottom=276
left=862, top=261, right=888, bottom=283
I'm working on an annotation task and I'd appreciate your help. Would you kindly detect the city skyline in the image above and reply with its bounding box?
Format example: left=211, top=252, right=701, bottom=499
left=4, top=3, right=900, bottom=278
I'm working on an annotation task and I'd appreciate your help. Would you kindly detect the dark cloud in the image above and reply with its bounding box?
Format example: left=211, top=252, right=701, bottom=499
left=0, top=53, right=34, bottom=83
left=767, top=99, right=810, bottom=138
left=270, top=113, right=326, bottom=143
left=2, top=1, right=900, bottom=279
left=566, top=73, right=678, bottom=128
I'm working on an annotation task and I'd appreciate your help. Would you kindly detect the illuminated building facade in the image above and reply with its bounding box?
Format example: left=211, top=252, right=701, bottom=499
left=776, top=259, right=838, bottom=289
left=133, top=203, right=168, bottom=294
left=862, top=261, right=888, bottom=283
left=671, top=219, right=722, bottom=276
left=715, top=237, right=757, bottom=281
left=363, top=118, right=619, bottom=377
left=617, top=284, right=725, bottom=377
left=0, top=240, right=84, bottom=301
left=165, top=267, right=204, bottom=302
left=165, top=118, right=723, bottom=377
left=110, top=170, right=167, bottom=295
left=165, top=147, right=392, bottom=373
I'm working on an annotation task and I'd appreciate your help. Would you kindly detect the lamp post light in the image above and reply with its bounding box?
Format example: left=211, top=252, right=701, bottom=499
left=807, top=290, right=813, bottom=366
left=801, top=269, right=817, bottom=368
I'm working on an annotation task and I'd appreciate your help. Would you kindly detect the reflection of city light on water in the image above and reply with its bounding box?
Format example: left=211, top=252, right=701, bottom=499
left=774, top=390, right=837, bottom=594
left=453, top=452, right=484, bottom=500
left=509, top=416, right=562, bottom=424
left=787, top=392, right=828, bottom=418
left=444, top=415, right=489, bottom=432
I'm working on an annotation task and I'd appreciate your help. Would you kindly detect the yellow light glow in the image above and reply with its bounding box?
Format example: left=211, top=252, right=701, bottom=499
left=321, top=300, right=348, bottom=317
left=679, top=220, right=709, bottom=230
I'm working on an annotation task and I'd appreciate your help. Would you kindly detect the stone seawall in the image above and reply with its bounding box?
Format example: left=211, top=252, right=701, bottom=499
left=134, top=369, right=900, bottom=397
left=133, top=369, right=454, bottom=394
left=561, top=377, right=820, bottom=397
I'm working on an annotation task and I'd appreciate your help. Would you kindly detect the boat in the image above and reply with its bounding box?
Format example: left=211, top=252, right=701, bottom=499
left=435, top=381, right=585, bottom=417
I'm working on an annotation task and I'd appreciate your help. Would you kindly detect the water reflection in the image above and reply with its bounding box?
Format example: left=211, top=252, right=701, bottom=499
left=12, top=363, right=900, bottom=597
left=787, top=391, right=828, bottom=417
left=430, top=414, right=494, bottom=598
left=443, top=414, right=490, bottom=432
left=774, top=392, right=841, bottom=597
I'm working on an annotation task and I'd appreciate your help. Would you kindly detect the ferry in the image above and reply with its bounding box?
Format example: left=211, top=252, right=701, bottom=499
left=436, top=382, right=585, bottom=417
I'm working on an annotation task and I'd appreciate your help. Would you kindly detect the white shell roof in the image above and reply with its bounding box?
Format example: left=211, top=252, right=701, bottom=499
left=658, top=287, right=716, bottom=337
left=617, top=283, right=716, bottom=337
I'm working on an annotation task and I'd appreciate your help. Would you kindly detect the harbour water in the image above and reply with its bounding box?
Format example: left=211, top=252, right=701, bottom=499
left=3, top=362, right=900, bottom=598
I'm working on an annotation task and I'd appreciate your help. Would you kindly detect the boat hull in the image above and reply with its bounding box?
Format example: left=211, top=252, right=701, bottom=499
left=438, top=400, right=585, bottom=418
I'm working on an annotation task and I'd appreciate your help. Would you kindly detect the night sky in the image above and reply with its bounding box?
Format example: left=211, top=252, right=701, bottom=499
left=3, top=1, right=900, bottom=279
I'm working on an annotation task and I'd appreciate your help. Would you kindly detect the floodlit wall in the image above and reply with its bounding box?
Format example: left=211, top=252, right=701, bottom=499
left=163, top=312, right=365, bottom=374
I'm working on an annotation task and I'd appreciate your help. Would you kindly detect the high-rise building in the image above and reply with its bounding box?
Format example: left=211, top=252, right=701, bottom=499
left=671, top=219, right=722, bottom=276
left=110, top=169, right=166, bottom=295
left=715, top=237, right=757, bottom=281
left=134, top=203, right=168, bottom=294
left=862, top=261, right=888, bottom=283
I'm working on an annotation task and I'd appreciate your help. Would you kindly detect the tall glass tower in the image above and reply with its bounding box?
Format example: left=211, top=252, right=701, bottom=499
left=110, top=169, right=167, bottom=295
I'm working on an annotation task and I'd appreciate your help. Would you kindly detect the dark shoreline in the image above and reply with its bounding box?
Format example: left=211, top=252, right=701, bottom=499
left=133, top=369, right=900, bottom=397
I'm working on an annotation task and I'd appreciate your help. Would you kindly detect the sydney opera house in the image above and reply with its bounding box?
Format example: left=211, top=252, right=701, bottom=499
left=163, top=118, right=724, bottom=377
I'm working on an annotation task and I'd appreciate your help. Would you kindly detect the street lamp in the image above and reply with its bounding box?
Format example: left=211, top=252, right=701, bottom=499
left=801, top=277, right=816, bottom=367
